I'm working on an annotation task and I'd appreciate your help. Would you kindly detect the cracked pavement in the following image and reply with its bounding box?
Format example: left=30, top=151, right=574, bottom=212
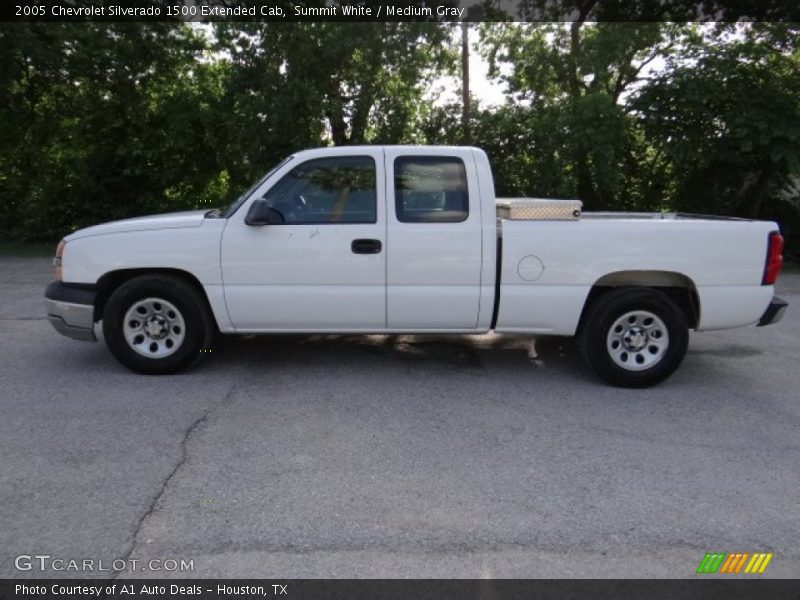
left=1, top=256, right=798, bottom=579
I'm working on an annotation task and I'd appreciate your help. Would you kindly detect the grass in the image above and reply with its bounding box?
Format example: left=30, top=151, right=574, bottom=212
left=0, top=240, right=55, bottom=257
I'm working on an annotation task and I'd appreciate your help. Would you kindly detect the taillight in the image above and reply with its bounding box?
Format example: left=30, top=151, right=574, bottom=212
left=762, top=231, right=784, bottom=285
left=54, top=240, right=66, bottom=280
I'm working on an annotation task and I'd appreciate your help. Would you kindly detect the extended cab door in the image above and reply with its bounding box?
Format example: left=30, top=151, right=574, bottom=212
left=221, top=148, right=386, bottom=331
left=385, top=148, right=483, bottom=329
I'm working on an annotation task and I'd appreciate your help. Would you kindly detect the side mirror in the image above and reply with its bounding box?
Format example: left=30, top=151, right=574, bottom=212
left=245, top=199, right=285, bottom=226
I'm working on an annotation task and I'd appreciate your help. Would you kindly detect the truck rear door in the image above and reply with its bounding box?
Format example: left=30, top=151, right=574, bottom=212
left=384, top=148, right=483, bottom=329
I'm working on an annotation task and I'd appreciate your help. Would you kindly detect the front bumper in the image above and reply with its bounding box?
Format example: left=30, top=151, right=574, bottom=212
left=44, top=281, right=97, bottom=341
left=757, top=296, right=788, bottom=327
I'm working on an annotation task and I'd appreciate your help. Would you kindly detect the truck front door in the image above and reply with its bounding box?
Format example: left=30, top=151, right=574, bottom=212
left=221, top=149, right=387, bottom=331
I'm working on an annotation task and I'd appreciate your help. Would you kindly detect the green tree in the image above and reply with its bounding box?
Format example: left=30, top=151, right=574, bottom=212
left=633, top=23, right=800, bottom=218
left=0, top=23, right=227, bottom=241
left=0, top=20, right=453, bottom=242
left=481, top=15, right=687, bottom=209
left=214, top=21, right=451, bottom=192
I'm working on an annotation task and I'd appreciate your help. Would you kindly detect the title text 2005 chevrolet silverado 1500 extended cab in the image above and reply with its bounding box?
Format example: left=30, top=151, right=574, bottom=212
left=45, top=146, right=787, bottom=387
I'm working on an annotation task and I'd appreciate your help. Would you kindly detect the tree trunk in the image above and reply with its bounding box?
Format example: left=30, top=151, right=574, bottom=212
left=566, top=12, right=602, bottom=209
left=461, top=22, right=470, bottom=144
left=575, top=153, right=600, bottom=210
left=747, top=166, right=773, bottom=218
left=327, top=107, right=348, bottom=146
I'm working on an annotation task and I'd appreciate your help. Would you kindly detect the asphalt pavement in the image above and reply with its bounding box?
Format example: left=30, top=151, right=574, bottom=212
left=1, top=256, right=798, bottom=579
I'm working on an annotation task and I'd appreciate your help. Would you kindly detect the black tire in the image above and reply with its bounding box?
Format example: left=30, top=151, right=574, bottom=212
left=102, top=274, right=213, bottom=374
left=579, top=288, right=689, bottom=388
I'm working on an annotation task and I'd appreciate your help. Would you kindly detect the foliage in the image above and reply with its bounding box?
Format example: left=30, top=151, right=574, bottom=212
left=633, top=23, right=800, bottom=218
left=473, top=16, right=800, bottom=249
left=0, top=23, right=226, bottom=241
left=0, top=18, right=798, bottom=252
left=212, top=22, right=452, bottom=193
left=0, top=21, right=451, bottom=241
left=479, top=19, right=690, bottom=209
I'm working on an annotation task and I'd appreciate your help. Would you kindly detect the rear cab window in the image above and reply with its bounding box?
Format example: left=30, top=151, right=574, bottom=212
left=394, top=156, right=468, bottom=223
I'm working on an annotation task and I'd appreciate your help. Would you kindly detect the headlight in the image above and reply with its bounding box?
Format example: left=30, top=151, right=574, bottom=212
left=54, top=239, right=66, bottom=280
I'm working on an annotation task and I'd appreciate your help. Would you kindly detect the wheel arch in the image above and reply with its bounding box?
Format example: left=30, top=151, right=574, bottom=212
left=577, top=270, right=700, bottom=334
left=93, top=268, right=219, bottom=331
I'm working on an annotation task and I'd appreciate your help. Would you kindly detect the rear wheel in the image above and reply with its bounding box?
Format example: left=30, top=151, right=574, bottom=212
left=103, top=275, right=213, bottom=374
left=580, top=288, right=689, bottom=388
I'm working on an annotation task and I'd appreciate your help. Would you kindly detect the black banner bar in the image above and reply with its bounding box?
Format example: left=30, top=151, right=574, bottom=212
left=2, top=0, right=799, bottom=23
left=2, top=580, right=800, bottom=600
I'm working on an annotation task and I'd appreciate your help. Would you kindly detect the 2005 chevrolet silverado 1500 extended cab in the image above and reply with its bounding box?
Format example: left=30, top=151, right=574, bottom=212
left=45, top=146, right=787, bottom=387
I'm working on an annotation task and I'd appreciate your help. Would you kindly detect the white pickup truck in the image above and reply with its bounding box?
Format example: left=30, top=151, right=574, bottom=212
left=45, top=146, right=787, bottom=387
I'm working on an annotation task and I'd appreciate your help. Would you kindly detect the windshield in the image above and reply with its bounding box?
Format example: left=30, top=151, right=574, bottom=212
left=219, top=156, right=294, bottom=218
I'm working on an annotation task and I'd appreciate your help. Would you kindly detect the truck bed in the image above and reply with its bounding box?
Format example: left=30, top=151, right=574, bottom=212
left=493, top=212, right=776, bottom=335
left=581, top=212, right=752, bottom=221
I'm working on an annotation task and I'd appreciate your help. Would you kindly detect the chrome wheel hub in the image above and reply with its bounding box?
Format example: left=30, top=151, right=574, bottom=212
left=144, top=315, right=169, bottom=339
left=606, top=310, right=669, bottom=371
left=623, top=326, right=648, bottom=351
left=123, top=297, right=186, bottom=358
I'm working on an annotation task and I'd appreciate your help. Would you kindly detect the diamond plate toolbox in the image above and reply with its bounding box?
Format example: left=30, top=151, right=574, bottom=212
left=496, top=198, right=582, bottom=221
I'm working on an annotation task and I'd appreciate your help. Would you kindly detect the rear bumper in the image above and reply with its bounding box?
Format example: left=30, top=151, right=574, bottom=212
left=757, top=296, right=788, bottom=327
left=44, top=281, right=97, bottom=342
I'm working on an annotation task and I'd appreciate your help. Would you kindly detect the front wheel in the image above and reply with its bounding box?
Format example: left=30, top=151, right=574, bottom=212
left=103, top=275, right=213, bottom=374
left=580, top=288, right=689, bottom=388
